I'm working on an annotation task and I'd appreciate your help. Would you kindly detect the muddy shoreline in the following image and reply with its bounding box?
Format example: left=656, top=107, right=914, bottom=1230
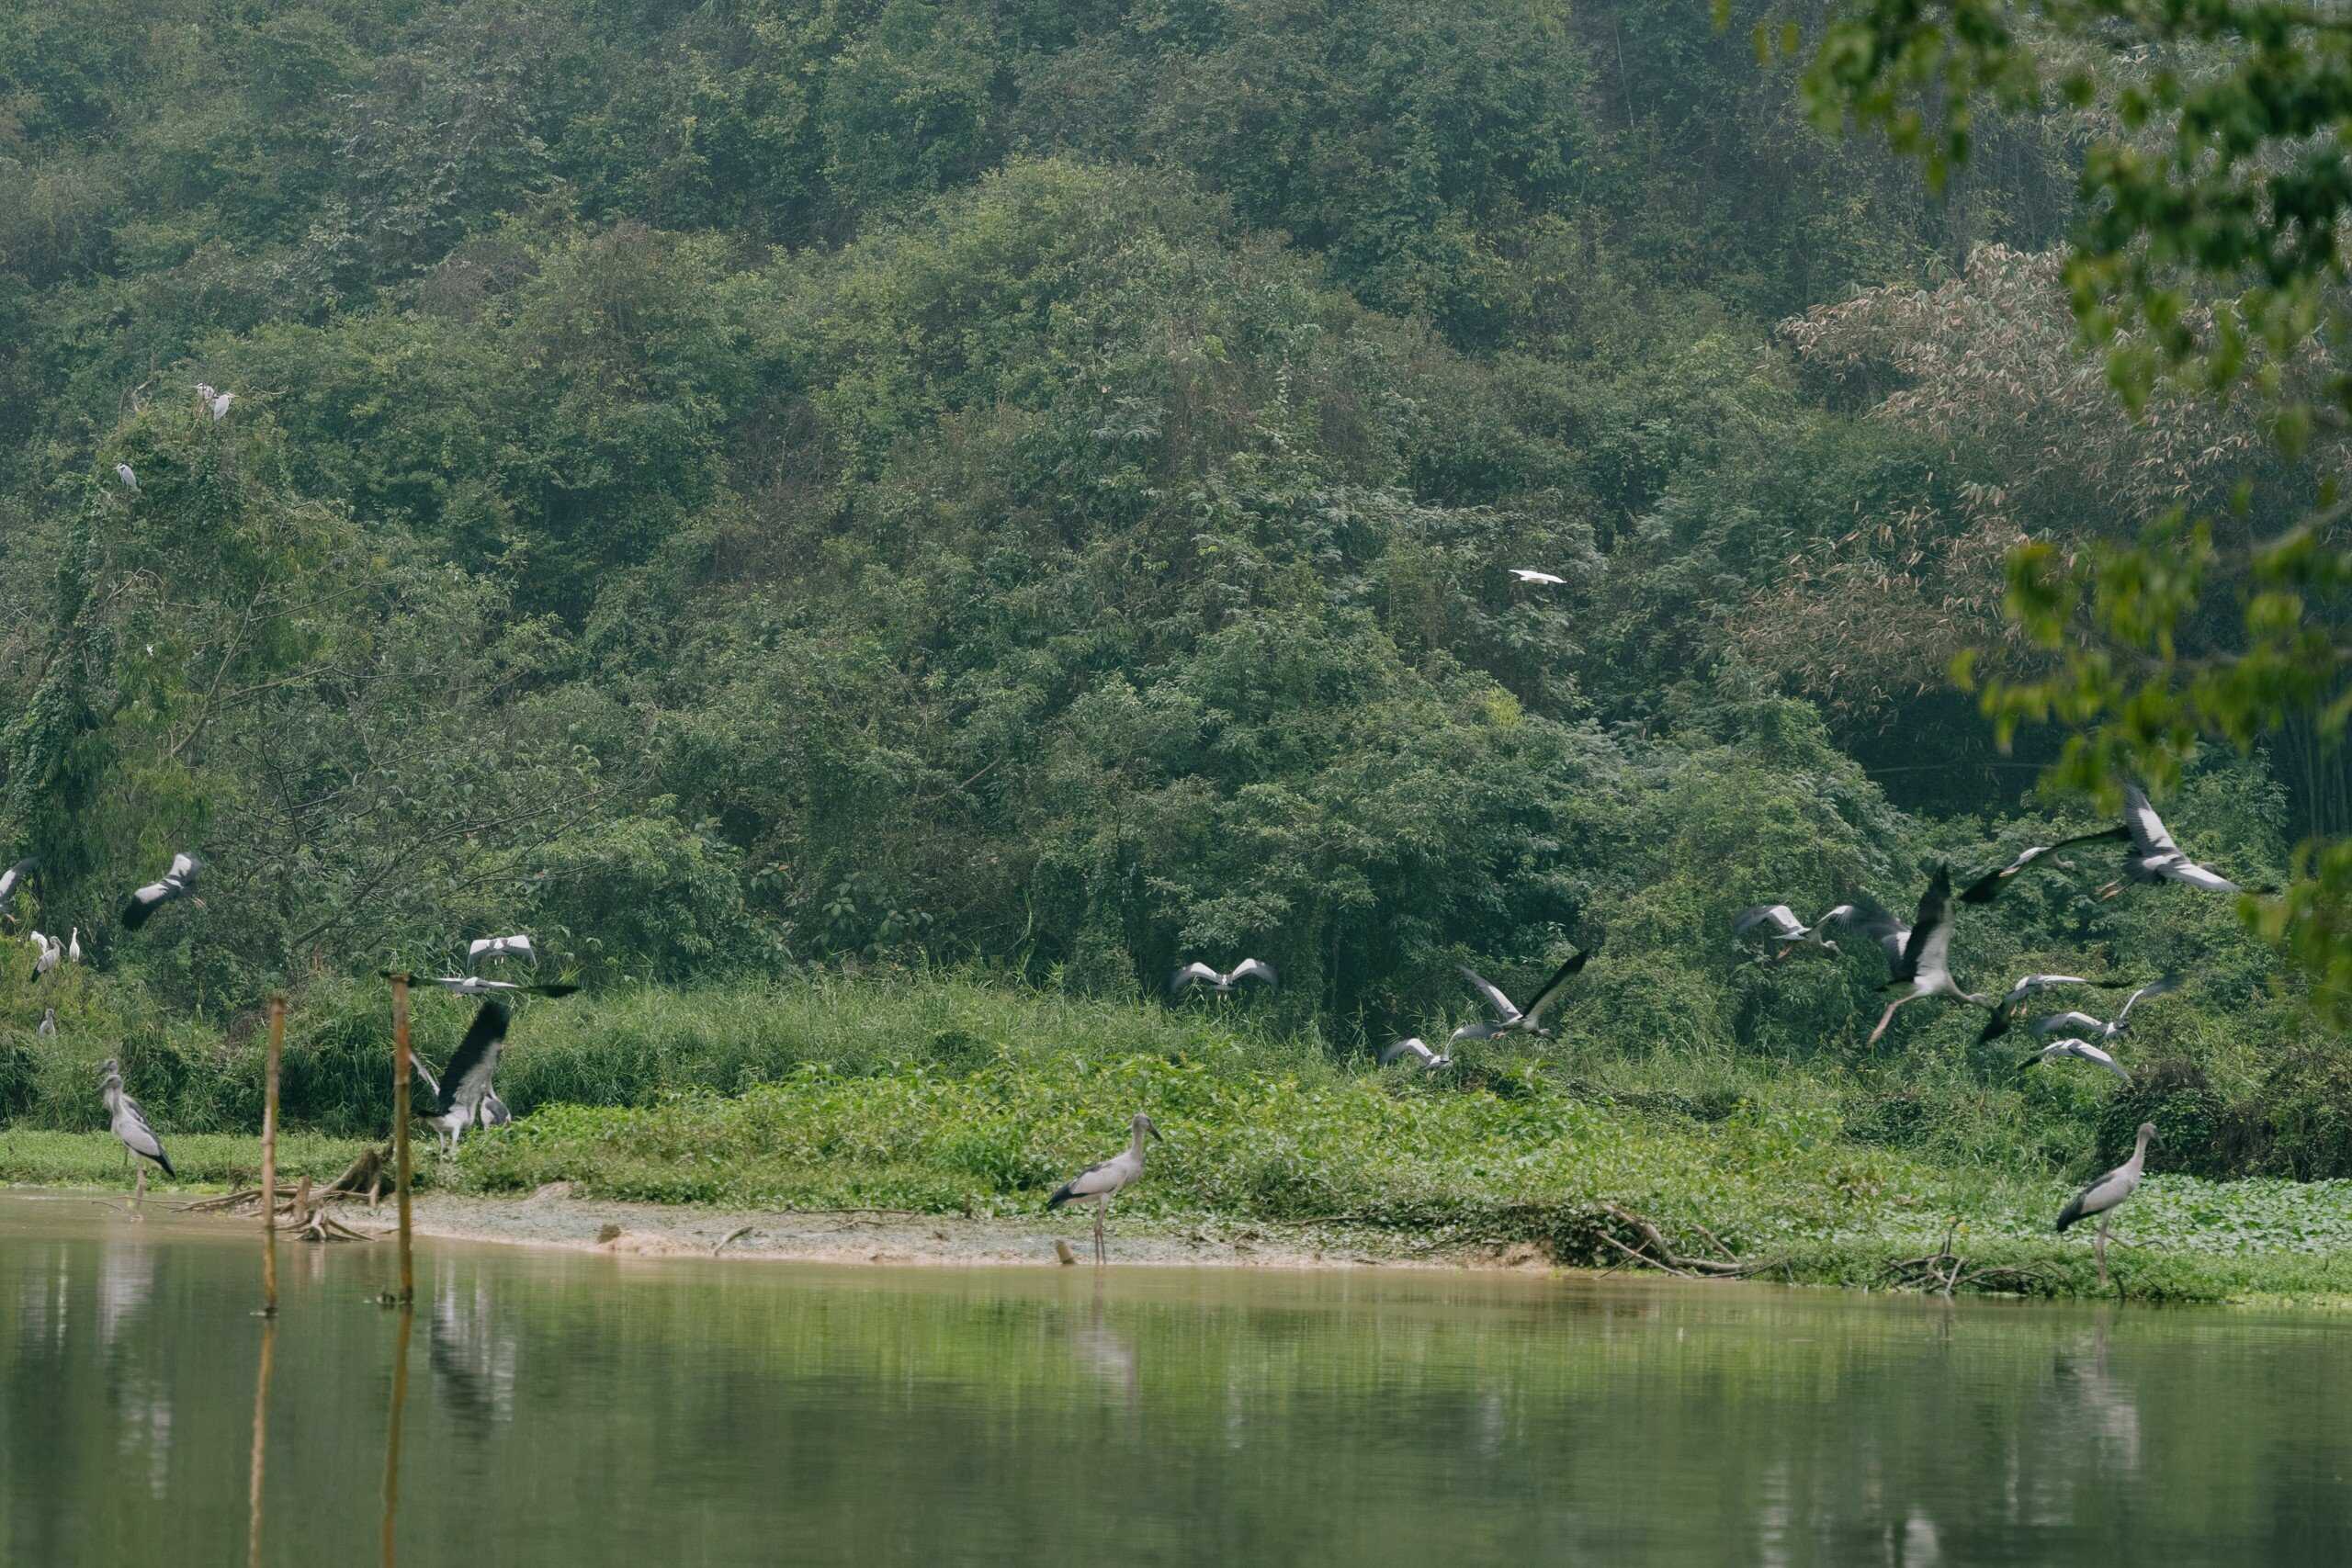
left=392, top=1184, right=1543, bottom=1270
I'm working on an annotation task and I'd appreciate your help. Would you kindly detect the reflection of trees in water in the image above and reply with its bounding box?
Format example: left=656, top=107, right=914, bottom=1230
left=428, top=1270, right=518, bottom=1434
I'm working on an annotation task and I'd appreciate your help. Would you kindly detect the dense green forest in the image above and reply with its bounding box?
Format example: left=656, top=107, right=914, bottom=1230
left=0, top=0, right=2345, bottom=1180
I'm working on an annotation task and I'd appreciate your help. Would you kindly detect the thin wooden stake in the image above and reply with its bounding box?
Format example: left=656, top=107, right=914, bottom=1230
left=379, top=1301, right=413, bottom=1568
left=390, top=976, right=414, bottom=1306
left=260, top=995, right=286, bottom=1317
left=248, top=1302, right=276, bottom=1568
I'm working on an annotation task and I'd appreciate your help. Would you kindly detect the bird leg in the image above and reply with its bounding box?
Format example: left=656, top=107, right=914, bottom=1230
left=2096, top=881, right=2124, bottom=900
left=1865, top=995, right=1911, bottom=1049
left=2094, top=1215, right=2109, bottom=1292
left=131, top=1165, right=147, bottom=1214
left=1093, top=1199, right=1107, bottom=1266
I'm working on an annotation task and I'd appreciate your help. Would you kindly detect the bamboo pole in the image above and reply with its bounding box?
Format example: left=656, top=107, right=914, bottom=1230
left=379, top=1301, right=413, bottom=1568
left=247, top=1298, right=276, bottom=1568
left=390, top=975, right=413, bottom=1306
left=260, top=995, right=286, bottom=1316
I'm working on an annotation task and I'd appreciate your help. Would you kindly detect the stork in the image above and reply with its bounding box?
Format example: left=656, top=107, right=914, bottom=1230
left=411, top=999, right=515, bottom=1156
left=1864, top=866, right=1995, bottom=1047
left=1958, top=826, right=2131, bottom=904
left=2031, top=975, right=2185, bottom=1044
left=37, top=1008, right=56, bottom=1038
left=2057, top=1122, right=2156, bottom=1289
left=1168, top=959, right=1277, bottom=998
left=120, top=852, right=202, bottom=931
left=467, top=934, right=538, bottom=972
left=1046, top=1112, right=1163, bottom=1264
left=1731, top=902, right=1856, bottom=962
left=28, top=931, right=60, bottom=984
left=420, top=974, right=579, bottom=998
left=2104, top=784, right=2275, bottom=897
left=98, top=1058, right=175, bottom=1205
left=1976, top=974, right=2143, bottom=1043
left=2025, top=1038, right=2132, bottom=1084
left=1452, top=948, right=1594, bottom=1043
left=1380, top=1037, right=1453, bottom=1071
left=0, top=855, right=36, bottom=916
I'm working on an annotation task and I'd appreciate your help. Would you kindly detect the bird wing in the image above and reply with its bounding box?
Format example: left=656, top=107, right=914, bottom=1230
left=1895, top=867, right=1954, bottom=984
left=2004, top=974, right=2091, bottom=1006
left=2121, top=783, right=2180, bottom=857
left=1732, top=905, right=1803, bottom=939
left=0, top=856, right=33, bottom=905
left=2072, top=1043, right=2131, bottom=1082
left=1381, top=1038, right=1433, bottom=1066
left=119, top=881, right=173, bottom=929
left=2055, top=1162, right=2140, bottom=1232
left=410, top=1052, right=443, bottom=1100
left=437, top=1000, right=513, bottom=1111
left=1828, top=901, right=1909, bottom=970
left=1520, top=949, right=1594, bottom=1024
left=2159, top=859, right=2241, bottom=893
left=1457, top=965, right=1521, bottom=1023
left=1227, top=958, right=1277, bottom=988
left=1168, top=963, right=1220, bottom=995
left=2117, top=973, right=2184, bottom=1022
left=168, top=852, right=198, bottom=883
left=2031, top=1011, right=2104, bottom=1037
left=1046, top=1155, right=1123, bottom=1208
left=467, top=937, right=496, bottom=969
left=113, top=1094, right=173, bottom=1172
left=480, top=1090, right=513, bottom=1127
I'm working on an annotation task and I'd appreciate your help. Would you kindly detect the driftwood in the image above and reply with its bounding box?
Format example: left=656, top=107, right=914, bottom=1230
left=1883, top=1219, right=2052, bottom=1297
left=712, top=1225, right=757, bottom=1258
left=1593, top=1203, right=1784, bottom=1280
left=296, top=1203, right=376, bottom=1244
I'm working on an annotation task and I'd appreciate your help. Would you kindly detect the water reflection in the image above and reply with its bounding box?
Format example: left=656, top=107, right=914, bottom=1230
left=0, top=1199, right=2347, bottom=1567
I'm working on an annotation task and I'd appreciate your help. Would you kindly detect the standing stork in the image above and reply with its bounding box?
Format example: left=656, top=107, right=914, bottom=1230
left=1731, top=903, right=1856, bottom=962
left=1864, top=866, right=1996, bottom=1047
left=1451, top=948, right=1594, bottom=1043
left=2057, top=1122, right=2156, bottom=1289
left=1958, top=826, right=2132, bottom=904
left=1047, top=1112, right=1163, bottom=1264
left=37, top=1008, right=56, bottom=1038
left=120, top=852, right=202, bottom=931
left=28, top=931, right=60, bottom=984
left=98, top=1058, right=175, bottom=1205
left=1168, top=959, right=1277, bottom=998
left=2103, top=784, right=2276, bottom=897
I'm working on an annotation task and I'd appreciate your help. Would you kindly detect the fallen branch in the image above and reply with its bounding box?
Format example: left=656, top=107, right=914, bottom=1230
left=1882, top=1219, right=2054, bottom=1296
left=712, top=1225, right=757, bottom=1258
left=1595, top=1204, right=1781, bottom=1280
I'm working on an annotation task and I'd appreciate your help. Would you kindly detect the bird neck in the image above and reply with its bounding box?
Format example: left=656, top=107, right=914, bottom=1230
left=2131, top=1130, right=2152, bottom=1165
left=1129, top=1125, right=1150, bottom=1161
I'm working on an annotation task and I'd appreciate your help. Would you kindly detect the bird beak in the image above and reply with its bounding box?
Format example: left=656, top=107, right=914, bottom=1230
left=1148, top=1122, right=1165, bottom=1142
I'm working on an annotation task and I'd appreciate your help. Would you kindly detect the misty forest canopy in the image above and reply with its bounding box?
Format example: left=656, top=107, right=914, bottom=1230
left=0, top=0, right=2343, bottom=1055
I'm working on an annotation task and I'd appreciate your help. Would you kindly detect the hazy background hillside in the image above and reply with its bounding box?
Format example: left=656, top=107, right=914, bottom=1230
left=0, top=0, right=2342, bottom=1168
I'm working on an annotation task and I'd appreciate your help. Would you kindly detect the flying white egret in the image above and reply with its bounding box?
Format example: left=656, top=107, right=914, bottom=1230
left=115, top=463, right=138, bottom=491
left=37, top=1008, right=56, bottom=1038
left=1976, top=974, right=2143, bottom=1043
left=120, top=852, right=201, bottom=931
left=1958, top=826, right=2132, bottom=904
left=2027, top=1038, right=2132, bottom=1084
left=1046, top=1111, right=1164, bottom=1264
left=1731, top=902, right=1856, bottom=962
left=1509, top=569, right=1566, bottom=587
left=2057, top=1122, right=2156, bottom=1288
left=467, top=934, right=538, bottom=972
left=1452, top=948, right=1594, bottom=1043
left=412, top=999, right=515, bottom=1155
left=98, top=1058, right=175, bottom=1201
left=2031, top=975, right=2185, bottom=1043
left=1864, top=866, right=1995, bottom=1047
left=2104, top=784, right=2275, bottom=897
left=1168, top=959, right=1277, bottom=998
left=1380, top=1037, right=1453, bottom=1071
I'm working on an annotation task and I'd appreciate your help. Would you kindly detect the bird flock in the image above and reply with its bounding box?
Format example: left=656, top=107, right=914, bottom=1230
left=6, top=775, right=2267, bottom=1270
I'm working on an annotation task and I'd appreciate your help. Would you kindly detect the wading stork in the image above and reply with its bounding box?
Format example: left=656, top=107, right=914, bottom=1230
left=1046, top=1112, right=1163, bottom=1265
left=2057, top=1122, right=2156, bottom=1289
left=98, top=1058, right=175, bottom=1204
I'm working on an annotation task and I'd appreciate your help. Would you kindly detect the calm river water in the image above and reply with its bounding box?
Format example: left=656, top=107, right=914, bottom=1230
left=2, top=1192, right=2346, bottom=1565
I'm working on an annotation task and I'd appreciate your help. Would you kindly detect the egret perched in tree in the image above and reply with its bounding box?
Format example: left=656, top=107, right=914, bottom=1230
left=1380, top=1037, right=1453, bottom=1071
left=1731, top=903, right=1856, bottom=962
left=65, top=927, right=80, bottom=965
left=467, top=934, right=537, bottom=972
left=115, top=463, right=138, bottom=491
left=2031, top=975, right=2185, bottom=1044
left=2026, top=1038, right=2132, bottom=1084
left=2103, top=784, right=2275, bottom=897
left=1865, top=866, right=1995, bottom=1047
left=1509, top=568, right=1567, bottom=587
left=1958, top=826, right=2132, bottom=904
left=98, top=1058, right=175, bottom=1202
left=2057, top=1122, right=2156, bottom=1289
left=1452, top=949, right=1594, bottom=1043
left=1168, top=959, right=1277, bottom=998
left=1976, top=974, right=2143, bottom=1043
left=120, top=852, right=201, bottom=931
left=1047, top=1112, right=1164, bottom=1265
left=411, top=999, right=516, bottom=1155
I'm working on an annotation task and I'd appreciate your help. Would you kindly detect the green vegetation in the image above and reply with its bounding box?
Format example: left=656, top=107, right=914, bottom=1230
left=0, top=0, right=2345, bottom=1298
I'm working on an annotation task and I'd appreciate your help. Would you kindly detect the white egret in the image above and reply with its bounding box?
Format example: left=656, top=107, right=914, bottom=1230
left=115, top=463, right=138, bottom=491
